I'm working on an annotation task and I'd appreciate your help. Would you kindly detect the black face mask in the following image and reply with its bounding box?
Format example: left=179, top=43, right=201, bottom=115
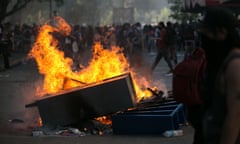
left=200, top=33, right=232, bottom=92
left=200, top=34, right=230, bottom=67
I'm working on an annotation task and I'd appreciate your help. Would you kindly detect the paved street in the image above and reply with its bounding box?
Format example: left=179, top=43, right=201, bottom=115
left=0, top=50, right=194, bottom=144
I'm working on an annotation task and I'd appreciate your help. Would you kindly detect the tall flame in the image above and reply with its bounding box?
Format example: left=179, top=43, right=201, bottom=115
left=75, top=43, right=129, bottom=82
left=29, top=16, right=153, bottom=102
left=29, top=16, right=78, bottom=94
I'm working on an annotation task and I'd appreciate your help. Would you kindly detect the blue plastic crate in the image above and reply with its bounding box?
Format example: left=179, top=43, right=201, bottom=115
left=111, top=101, right=186, bottom=135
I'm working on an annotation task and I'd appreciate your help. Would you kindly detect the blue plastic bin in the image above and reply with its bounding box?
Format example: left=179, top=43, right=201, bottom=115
left=111, top=101, right=186, bottom=135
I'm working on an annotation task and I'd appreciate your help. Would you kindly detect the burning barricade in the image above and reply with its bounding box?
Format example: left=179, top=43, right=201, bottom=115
left=26, top=73, right=137, bottom=126
left=25, top=16, right=184, bottom=136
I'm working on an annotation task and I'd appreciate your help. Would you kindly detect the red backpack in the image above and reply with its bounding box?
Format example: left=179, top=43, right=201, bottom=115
left=172, top=47, right=207, bottom=106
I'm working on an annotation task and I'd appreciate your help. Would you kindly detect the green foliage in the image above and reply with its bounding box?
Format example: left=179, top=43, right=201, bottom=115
left=167, top=0, right=200, bottom=23
left=0, top=0, right=64, bottom=23
left=157, top=7, right=172, bottom=23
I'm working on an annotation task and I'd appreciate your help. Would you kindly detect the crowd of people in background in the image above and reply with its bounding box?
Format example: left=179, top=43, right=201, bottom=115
left=0, top=19, right=203, bottom=71
left=1, top=16, right=239, bottom=77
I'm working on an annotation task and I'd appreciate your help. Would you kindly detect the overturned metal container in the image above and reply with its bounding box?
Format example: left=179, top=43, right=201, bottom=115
left=26, top=73, right=137, bottom=126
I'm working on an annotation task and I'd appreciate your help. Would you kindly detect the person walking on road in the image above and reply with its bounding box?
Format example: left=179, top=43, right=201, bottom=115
left=151, top=22, right=174, bottom=75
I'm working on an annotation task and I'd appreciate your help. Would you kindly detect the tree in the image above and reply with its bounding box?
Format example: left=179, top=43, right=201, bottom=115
left=168, top=0, right=200, bottom=23
left=0, top=0, right=64, bottom=23
left=0, top=0, right=31, bottom=23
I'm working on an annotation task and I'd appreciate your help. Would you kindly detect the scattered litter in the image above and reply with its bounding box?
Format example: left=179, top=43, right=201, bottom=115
left=31, top=120, right=113, bottom=137
left=55, top=128, right=86, bottom=136
left=162, top=129, right=184, bottom=137
left=8, top=118, right=24, bottom=123
left=32, top=130, right=44, bottom=136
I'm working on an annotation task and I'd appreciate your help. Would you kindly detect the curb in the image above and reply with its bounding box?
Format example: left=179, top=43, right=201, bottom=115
left=0, top=54, right=27, bottom=72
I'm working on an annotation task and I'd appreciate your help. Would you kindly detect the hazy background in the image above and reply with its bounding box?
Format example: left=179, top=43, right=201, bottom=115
left=7, top=0, right=172, bottom=26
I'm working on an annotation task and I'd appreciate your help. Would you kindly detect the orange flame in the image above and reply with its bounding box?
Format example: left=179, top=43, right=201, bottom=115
left=95, top=116, right=112, bottom=125
left=28, top=16, right=153, bottom=102
left=76, top=43, right=130, bottom=83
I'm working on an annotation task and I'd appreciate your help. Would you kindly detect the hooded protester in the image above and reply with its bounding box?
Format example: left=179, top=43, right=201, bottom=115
left=199, top=7, right=240, bottom=144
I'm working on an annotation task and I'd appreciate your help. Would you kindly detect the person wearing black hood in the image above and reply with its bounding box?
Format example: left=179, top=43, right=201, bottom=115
left=200, top=7, right=240, bottom=144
